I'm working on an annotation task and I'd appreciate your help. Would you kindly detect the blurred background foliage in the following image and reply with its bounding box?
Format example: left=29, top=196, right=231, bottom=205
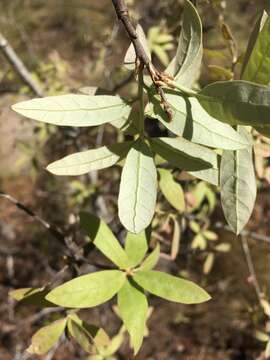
left=1, top=0, right=270, bottom=359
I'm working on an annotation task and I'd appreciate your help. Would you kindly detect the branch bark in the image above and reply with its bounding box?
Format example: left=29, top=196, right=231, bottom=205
left=0, top=32, right=44, bottom=97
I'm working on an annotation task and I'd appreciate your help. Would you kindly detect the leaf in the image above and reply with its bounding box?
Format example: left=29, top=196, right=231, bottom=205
left=118, top=140, right=157, bottom=234
left=124, top=24, right=151, bottom=70
left=197, top=80, right=270, bottom=126
left=12, top=95, right=131, bottom=127
left=118, top=279, right=148, bottom=355
left=166, top=0, right=202, bottom=87
left=80, top=212, right=130, bottom=269
left=125, top=231, right=148, bottom=268
left=67, top=318, right=95, bottom=353
left=171, top=218, right=181, bottom=260
left=137, top=244, right=160, bottom=271
left=147, top=90, right=248, bottom=150
left=203, top=253, right=215, bottom=274
left=188, top=166, right=219, bottom=186
left=266, top=340, right=270, bottom=358
left=220, top=127, right=257, bottom=234
left=27, top=319, right=67, bottom=355
left=150, top=137, right=218, bottom=172
left=241, top=11, right=270, bottom=84
left=133, top=270, right=211, bottom=304
left=9, top=287, right=54, bottom=307
left=158, top=169, right=185, bottom=212
left=46, top=270, right=126, bottom=308
left=47, top=142, right=132, bottom=176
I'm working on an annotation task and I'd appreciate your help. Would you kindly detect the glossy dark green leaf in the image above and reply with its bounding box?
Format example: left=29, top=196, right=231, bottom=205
left=46, top=270, right=126, bottom=308
left=47, top=142, right=132, bottom=176
left=166, top=0, right=202, bottom=87
left=158, top=169, right=185, bottom=212
left=133, top=270, right=211, bottom=304
left=118, top=279, right=148, bottom=354
left=27, top=319, right=67, bottom=355
left=80, top=213, right=130, bottom=269
left=125, top=231, right=148, bottom=268
left=241, top=11, right=270, bottom=84
left=220, top=127, right=256, bottom=234
left=147, top=90, right=248, bottom=149
left=118, top=140, right=157, bottom=234
left=12, top=95, right=131, bottom=127
left=197, top=80, right=270, bottom=126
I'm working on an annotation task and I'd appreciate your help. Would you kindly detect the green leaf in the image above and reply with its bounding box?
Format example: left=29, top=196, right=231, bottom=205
left=241, top=11, right=270, bottom=84
left=125, top=231, right=148, bottom=268
left=150, top=137, right=218, bottom=172
left=147, top=90, right=248, bottom=150
left=158, top=169, right=185, bottom=212
left=118, top=140, right=157, bottom=234
left=197, top=80, right=270, bottom=126
left=9, top=287, right=54, bottom=307
left=133, top=270, right=211, bottom=304
left=118, top=279, right=148, bottom=355
left=46, top=270, right=126, bottom=308
left=80, top=212, right=130, bottom=269
left=47, top=142, right=132, bottom=176
left=12, top=95, right=131, bottom=127
left=220, top=127, right=257, bottom=235
left=137, top=244, right=160, bottom=271
left=67, top=318, right=95, bottom=353
left=124, top=24, right=151, bottom=70
left=188, top=166, right=219, bottom=186
left=27, top=319, right=67, bottom=355
left=166, top=0, right=202, bottom=87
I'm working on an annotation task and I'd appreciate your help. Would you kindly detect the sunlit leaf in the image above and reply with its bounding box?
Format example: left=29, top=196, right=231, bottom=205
left=46, top=270, right=126, bottom=308
left=241, top=11, right=270, bottom=84
left=12, top=95, right=131, bottom=127
left=118, top=140, right=157, bottom=234
left=220, top=127, right=256, bottom=234
left=147, top=90, right=248, bottom=150
left=158, top=169, right=185, bottom=212
left=166, top=0, right=202, bottom=87
left=133, top=270, right=211, bottom=304
left=125, top=231, right=148, bottom=268
left=137, top=244, right=160, bottom=271
left=118, top=279, right=148, bottom=355
left=80, top=212, right=130, bottom=269
left=27, top=319, right=67, bottom=355
left=197, top=80, right=270, bottom=126
left=9, top=287, right=54, bottom=307
left=150, top=137, right=218, bottom=172
left=67, top=318, right=95, bottom=353
left=47, top=142, right=132, bottom=176
left=203, top=253, right=214, bottom=274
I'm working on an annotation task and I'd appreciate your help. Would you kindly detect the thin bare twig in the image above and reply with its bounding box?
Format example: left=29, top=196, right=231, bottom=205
left=0, top=32, right=43, bottom=97
left=241, top=236, right=262, bottom=302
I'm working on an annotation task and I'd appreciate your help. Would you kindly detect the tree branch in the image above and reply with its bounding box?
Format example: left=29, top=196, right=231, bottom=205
left=0, top=32, right=44, bottom=97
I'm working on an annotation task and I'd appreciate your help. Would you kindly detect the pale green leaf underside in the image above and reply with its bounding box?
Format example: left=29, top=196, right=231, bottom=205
left=151, top=137, right=218, bottom=172
left=133, top=270, right=211, bottom=304
left=241, top=11, right=270, bottom=84
left=27, top=319, right=67, bottom=355
left=137, top=244, right=160, bottom=271
left=166, top=0, right=202, bottom=87
left=46, top=270, right=126, bottom=308
left=158, top=168, right=185, bottom=212
left=79, top=213, right=130, bottom=269
left=118, top=140, right=157, bottom=234
left=47, top=141, right=132, bottom=176
left=124, top=24, right=151, bottom=70
left=198, top=80, right=270, bottom=126
left=118, top=279, right=148, bottom=355
left=148, top=91, right=248, bottom=150
left=220, top=126, right=257, bottom=234
left=125, top=231, right=148, bottom=268
left=12, top=94, right=131, bottom=127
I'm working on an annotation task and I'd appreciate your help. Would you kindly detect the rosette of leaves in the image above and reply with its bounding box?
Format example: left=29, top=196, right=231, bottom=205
left=39, top=213, right=209, bottom=355
left=12, top=0, right=270, bottom=236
